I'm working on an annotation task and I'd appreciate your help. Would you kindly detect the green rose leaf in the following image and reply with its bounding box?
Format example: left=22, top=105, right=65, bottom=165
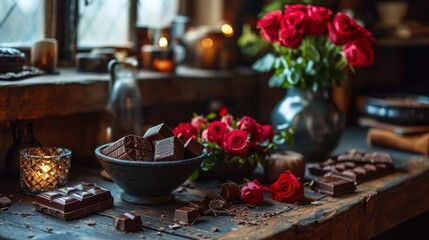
left=307, top=44, right=320, bottom=62
left=252, top=53, right=276, bottom=73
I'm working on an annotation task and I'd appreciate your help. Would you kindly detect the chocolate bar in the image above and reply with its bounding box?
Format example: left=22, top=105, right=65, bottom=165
left=310, top=175, right=356, bottom=196
left=102, top=134, right=153, bottom=161
left=32, top=182, right=114, bottom=220
left=143, top=123, right=174, bottom=144
left=337, top=150, right=394, bottom=164
left=218, top=182, right=240, bottom=201
left=184, top=138, right=204, bottom=158
left=174, top=207, right=200, bottom=225
left=113, top=211, right=142, bottom=232
left=330, top=163, right=393, bottom=184
left=309, top=150, right=395, bottom=184
left=154, top=136, right=184, bottom=161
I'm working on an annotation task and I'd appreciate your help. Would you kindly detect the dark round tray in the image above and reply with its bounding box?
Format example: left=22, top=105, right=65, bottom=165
left=363, top=94, right=429, bottom=125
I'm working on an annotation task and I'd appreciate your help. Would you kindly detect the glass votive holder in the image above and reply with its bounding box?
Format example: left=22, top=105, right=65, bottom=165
left=20, top=147, right=71, bottom=196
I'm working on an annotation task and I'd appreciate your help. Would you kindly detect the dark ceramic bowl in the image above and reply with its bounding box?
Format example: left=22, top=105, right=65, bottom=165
left=95, top=143, right=206, bottom=205
left=363, top=94, right=429, bottom=125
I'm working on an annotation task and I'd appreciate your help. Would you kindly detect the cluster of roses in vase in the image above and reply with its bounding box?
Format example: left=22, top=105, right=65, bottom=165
left=173, top=113, right=304, bottom=203
left=173, top=114, right=275, bottom=160
left=257, top=4, right=374, bottom=67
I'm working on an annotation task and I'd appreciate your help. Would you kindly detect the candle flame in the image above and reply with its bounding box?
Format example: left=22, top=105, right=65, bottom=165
left=41, top=164, right=51, bottom=173
left=159, top=37, right=168, bottom=48
left=201, top=38, right=214, bottom=48
left=221, top=23, right=234, bottom=37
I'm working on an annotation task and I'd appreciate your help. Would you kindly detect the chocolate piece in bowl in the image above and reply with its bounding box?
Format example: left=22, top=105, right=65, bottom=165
left=32, top=182, right=113, bottom=220
left=184, top=138, right=204, bottom=158
left=143, top=123, right=174, bottom=144
left=154, top=136, right=184, bottom=161
left=113, top=211, right=142, bottom=232
left=174, top=207, right=200, bottom=225
left=102, top=134, right=153, bottom=161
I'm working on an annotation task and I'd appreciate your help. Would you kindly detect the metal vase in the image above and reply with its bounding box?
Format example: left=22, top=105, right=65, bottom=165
left=271, top=88, right=344, bottom=162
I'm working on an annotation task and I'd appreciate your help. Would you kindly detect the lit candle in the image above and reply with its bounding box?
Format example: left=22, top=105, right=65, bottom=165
left=221, top=23, right=234, bottom=38
left=152, top=37, right=175, bottom=73
left=20, top=147, right=71, bottom=196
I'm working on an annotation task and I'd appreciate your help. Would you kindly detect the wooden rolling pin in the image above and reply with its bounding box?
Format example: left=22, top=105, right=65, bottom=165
left=367, top=128, right=429, bottom=155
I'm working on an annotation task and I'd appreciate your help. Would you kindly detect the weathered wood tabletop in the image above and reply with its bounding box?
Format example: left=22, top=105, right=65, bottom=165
left=1, top=127, right=429, bottom=240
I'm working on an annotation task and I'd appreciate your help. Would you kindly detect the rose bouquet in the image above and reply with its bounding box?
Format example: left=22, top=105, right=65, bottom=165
left=173, top=111, right=291, bottom=179
left=253, top=4, right=374, bottom=91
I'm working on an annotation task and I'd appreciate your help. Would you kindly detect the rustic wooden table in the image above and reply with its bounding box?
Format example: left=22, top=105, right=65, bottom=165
left=1, top=127, right=429, bottom=240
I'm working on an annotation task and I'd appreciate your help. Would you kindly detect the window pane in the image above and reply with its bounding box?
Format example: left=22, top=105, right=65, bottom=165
left=137, top=0, right=179, bottom=28
left=0, top=0, right=44, bottom=47
left=78, top=0, right=130, bottom=48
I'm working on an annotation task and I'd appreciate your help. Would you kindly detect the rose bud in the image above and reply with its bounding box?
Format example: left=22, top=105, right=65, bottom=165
left=344, top=37, right=374, bottom=67
left=191, top=115, right=207, bottom=131
left=328, top=13, right=361, bottom=45
left=279, top=9, right=306, bottom=48
left=306, top=5, right=332, bottom=35
left=256, top=10, right=282, bottom=43
left=237, top=116, right=257, bottom=133
left=241, top=180, right=269, bottom=205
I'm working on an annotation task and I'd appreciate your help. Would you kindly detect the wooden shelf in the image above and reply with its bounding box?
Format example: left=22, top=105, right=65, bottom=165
left=375, top=36, right=429, bottom=47
left=0, top=66, right=257, bottom=122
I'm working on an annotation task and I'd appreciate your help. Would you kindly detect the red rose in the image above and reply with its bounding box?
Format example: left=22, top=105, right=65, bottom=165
left=237, top=116, right=257, bottom=132
left=191, top=116, right=207, bottom=132
left=328, top=13, right=361, bottom=45
left=223, top=130, right=250, bottom=157
left=279, top=8, right=306, bottom=48
left=344, top=37, right=374, bottom=68
left=205, top=121, right=228, bottom=145
left=240, top=180, right=269, bottom=205
left=250, top=123, right=266, bottom=152
left=262, top=124, right=275, bottom=142
left=270, top=171, right=304, bottom=202
left=221, top=115, right=233, bottom=126
left=173, top=123, right=198, bottom=143
left=257, top=10, right=282, bottom=43
left=306, top=5, right=332, bottom=35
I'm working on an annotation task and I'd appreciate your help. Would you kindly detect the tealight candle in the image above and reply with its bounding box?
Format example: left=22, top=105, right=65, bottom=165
left=140, top=37, right=175, bottom=72
left=152, top=37, right=175, bottom=73
left=20, top=147, right=71, bottom=196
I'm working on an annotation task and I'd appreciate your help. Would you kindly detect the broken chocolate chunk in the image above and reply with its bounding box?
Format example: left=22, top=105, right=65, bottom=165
left=310, top=175, right=356, bottom=196
left=154, top=136, right=184, bottom=161
left=0, top=196, right=11, bottom=208
left=102, top=135, right=154, bottom=161
left=218, top=182, right=240, bottom=201
left=113, top=211, right=142, bottom=232
left=174, top=207, right=200, bottom=225
left=143, top=123, right=174, bottom=144
left=184, top=138, right=204, bottom=158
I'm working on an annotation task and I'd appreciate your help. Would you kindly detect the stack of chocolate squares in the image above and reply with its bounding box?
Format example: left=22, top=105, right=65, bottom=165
left=102, top=123, right=204, bottom=162
left=309, top=150, right=395, bottom=196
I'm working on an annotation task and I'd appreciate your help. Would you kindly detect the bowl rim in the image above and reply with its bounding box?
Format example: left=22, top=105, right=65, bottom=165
left=95, top=143, right=206, bottom=166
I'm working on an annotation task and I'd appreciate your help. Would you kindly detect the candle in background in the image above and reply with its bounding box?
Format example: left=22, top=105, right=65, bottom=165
left=152, top=37, right=175, bottom=73
left=31, top=38, right=58, bottom=73
left=20, top=147, right=71, bottom=196
left=221, top=23, right=234, bottom=38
